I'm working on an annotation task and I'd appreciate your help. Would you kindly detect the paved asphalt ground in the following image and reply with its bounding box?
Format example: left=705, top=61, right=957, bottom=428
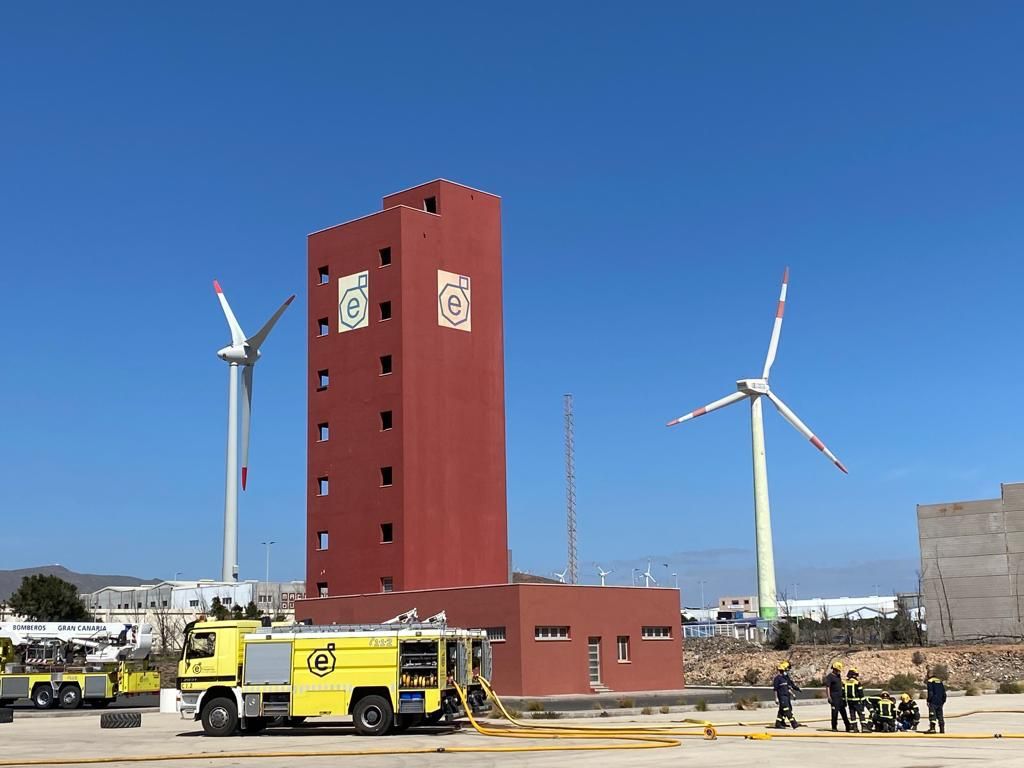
left=2, top=694, right=1023, bottom=768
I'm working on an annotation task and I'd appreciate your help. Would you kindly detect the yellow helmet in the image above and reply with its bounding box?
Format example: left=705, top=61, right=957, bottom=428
left=900, top=693, right=911, bottom=702
left=848, top=667, right=858, bottom=674
left=832, top=661, right=843, bottom=670
left=777, top=663, right=787, bottom=671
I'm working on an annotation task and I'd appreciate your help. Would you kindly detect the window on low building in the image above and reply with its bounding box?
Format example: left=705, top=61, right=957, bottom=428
left=381, top=577, right=393, bottom=593
left=423, top=196, right=437, bottom=214
left=485, top=627, right=507, bottom=642
left=617, top=636, right=630, bottom=662
left=534, top=626, right=570, bottom=640
left=317, top=582, right=328, bottom=598
left=641, top=626, right=672, bottom=640
left=189, top=600, right=199, bottom=608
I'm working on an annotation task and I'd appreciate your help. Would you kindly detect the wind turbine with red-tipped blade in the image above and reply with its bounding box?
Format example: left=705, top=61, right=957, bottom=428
left=213, top=280, right=294, bottom=582
left=665, top=268, right=847, bottom=619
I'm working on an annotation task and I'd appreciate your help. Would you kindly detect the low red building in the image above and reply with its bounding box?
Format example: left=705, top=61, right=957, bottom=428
left=298, top=583, right=683, bottom=696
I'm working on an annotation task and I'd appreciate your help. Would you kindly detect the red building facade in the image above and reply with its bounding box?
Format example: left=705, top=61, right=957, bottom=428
left=307, top=180, right=508, bottom=595
left=302, top=180, right=683, bottom=695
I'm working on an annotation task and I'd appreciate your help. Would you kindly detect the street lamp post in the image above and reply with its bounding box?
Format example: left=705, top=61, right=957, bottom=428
left=698, top=580, right=707, bottom=610
left=631, top=568, right=638, bottom=587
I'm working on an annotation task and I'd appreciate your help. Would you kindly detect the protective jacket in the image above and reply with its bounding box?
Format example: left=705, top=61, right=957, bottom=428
left=843, top=678, right=864, bottom=702
left=926, top=678, right=947, bottom=706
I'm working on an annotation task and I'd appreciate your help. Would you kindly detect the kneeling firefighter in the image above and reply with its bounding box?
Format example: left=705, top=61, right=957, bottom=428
left=897, top=693, right=920, bottom=731
left=772, top=661, right=801, bottom=729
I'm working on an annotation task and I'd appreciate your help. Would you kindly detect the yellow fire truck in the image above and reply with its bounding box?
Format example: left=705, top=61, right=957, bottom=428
left=0, top=622, right=160, bottom=709
left=177, top=619, right=492, bottom=736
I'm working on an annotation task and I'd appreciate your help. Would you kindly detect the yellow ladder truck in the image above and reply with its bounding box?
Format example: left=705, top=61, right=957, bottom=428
left=0, top=622, right=160, bottom=709
left=177, top=619, right=492, bottom=736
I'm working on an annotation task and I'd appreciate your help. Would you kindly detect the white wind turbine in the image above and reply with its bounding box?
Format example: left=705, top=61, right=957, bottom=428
left=213, top=280, right=295, bottom=582
left=596, top=565, right=613, bottom=586
left=642, top=561, right=657, bottom=588
left=554, top=568, right=568, bottom=583
left=665, top=268, right=847, bottom=619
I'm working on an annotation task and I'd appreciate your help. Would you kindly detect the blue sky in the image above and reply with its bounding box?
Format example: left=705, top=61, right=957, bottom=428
left=2, top=3, right=1023, bottom=604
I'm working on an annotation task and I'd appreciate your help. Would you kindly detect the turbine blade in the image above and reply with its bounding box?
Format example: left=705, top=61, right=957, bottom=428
left=666, top=391, right=746, bottom=427
left=247, top=294, right=296, bottom=351
left=762, top=267, right=789, bottom=378
left=765, top=389, right=848, bottom=474
left=213, top=280, right=246, bottom=346
left=241, top=365, right=253, bottom=490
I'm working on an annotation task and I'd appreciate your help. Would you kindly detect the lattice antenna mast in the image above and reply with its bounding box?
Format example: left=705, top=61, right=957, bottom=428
left=564, top=393, right=578, bottom=584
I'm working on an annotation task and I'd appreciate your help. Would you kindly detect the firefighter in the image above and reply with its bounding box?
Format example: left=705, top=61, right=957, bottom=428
left=925, top=671, right=947, bottom=734
left=843, top=667, right=867, bottom=732
left=897, top=692, right=921, bottom=731
left=824, top=661, right=852, bottom=732
left=771, top=662, right=801, bottom=729
left=876, top=690, right=897, bottom=732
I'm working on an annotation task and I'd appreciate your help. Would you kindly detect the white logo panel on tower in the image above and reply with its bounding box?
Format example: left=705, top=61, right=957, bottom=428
left=437, top=270, right=471, bottom=332
left=337, top=271, right=369, bottom=332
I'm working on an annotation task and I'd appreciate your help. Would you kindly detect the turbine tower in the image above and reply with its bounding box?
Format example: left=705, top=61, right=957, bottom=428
left=596, top=565, right=613, bottom=586
left=642, top=561, right=657, bottom=588
left=665, top=268, right=847, bottom=619
left=213, top=280, right=294, bottom=582
left=564, top=394, right=578, bottom=584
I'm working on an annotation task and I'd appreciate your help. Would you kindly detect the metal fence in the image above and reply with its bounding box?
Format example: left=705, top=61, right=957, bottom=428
left=682, top=621, right=768, bottom=643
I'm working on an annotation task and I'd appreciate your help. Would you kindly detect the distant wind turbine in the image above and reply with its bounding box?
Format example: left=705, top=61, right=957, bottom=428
left=553, top=568, right=568, bottom=584
left=642, top=561, right=657, bottom=588
left=596, top=565, right=613, bottom=587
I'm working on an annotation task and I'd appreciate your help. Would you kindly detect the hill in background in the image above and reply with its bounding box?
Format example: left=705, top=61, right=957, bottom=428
left=0, top=565, right=160, bottom=602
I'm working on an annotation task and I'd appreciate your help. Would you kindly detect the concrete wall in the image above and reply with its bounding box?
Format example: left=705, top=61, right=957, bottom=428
left=917, top=483, right=1024, bottom=642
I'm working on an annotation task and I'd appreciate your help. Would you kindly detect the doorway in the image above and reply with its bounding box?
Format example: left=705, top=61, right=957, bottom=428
left=587, top=637, right=601, bottom=685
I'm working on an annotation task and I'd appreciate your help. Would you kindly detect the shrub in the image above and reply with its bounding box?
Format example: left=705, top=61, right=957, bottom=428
left=965, top=684, right=982, bottom=696
left=814, top=689, right=827, bottom=699
left=930, top=663, right=949, bottom=681
left=997, top=681, right=1024, bottom=694
left=773, top=621, right=795, bottom=650
left=735, top=696, right=760, bottom=711
left=912, top=651, right=926, bottom=666
left=888, top=673, right=920, bottom=693
left=694, top=699, right=709, bottom=712
left=640, top=707, right=653, bottom=715
left=599, top=710, right=609, bottom=717
left=531, top=711, right=563, bottom=719
left=805, top=677, right=823, bottom=687
left=660, top=705, right=670, bottom=714
left=743, top=668, right=761, bottom=685
left=526, top=700, right=545, bottom=712
left=617, top=697, right=635, bottom=709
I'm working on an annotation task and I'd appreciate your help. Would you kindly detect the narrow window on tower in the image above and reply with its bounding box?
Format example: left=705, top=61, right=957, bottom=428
left=380, top=410, right=393, bottom=431
left=317, top=476, right=329, bottom=496
left=316, top=531, right=329, bottom=550
left=317, top=317, right=329, bottom=337
left=423, top=196, right=437, bottom=214
left=380, top=466, right=393, bottom=487
left=317, top=266, right=329, bottom=285
left=379, top=355, right=392, bottom=375
left=379, top=301, right=392, bottom=321
left=379, top=247, right=392, bottom=267
left=317, top=423, right=329, bottom=442
left=317, top=582, right=328, bottom=598
left=317, top=369, right=329, bottom=390
left=380, top=523, right=393, bottom=543
left=381, top=577, right=393, bottom=593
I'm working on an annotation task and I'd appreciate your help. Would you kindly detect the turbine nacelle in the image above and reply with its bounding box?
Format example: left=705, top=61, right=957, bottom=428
left=216, top=344, right=259, bottom=364
left=737, top=378, right=769, bottom=395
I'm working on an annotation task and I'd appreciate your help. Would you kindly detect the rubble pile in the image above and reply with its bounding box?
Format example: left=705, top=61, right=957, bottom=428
left=684, top=636, right=1024, bottom=689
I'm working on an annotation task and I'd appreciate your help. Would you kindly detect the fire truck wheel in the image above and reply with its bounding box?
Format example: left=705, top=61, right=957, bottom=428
left=31, top=686, right=57, bottom=710
left=59, top=685, right=83, bottom=710
left=201, top=697, right=239, bottom=737
left=0, top=707, right=13, bottom=724
left=353, top=695, right=393, bottom=736
left=100, top=712, right=142, bottom=729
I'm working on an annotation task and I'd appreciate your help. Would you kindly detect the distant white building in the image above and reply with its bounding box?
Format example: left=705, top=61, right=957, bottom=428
left=82, top=580, right=305, bottom=651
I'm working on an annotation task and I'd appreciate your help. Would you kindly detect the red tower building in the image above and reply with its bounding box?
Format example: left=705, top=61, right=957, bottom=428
left=302, top=180, right=683, bottom=696
left=307, top=180, right=509, bottom=596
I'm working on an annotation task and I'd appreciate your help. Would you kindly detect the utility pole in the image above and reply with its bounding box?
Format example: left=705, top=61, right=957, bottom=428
left=564, top=394, right=577, bottom=585
left=261, top=540, right=275, bottom=609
